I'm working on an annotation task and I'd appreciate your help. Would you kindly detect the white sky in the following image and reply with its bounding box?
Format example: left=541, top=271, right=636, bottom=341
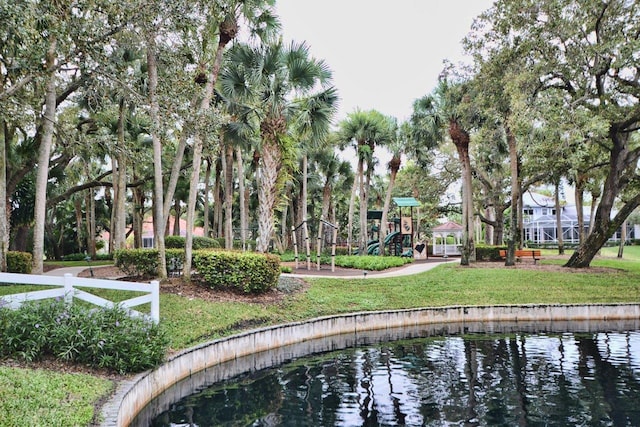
left=275, top=0, right=496, bottom=125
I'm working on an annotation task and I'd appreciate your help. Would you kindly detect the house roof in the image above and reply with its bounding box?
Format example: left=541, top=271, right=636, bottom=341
left=432, top=221, right=463, bottom=232
left=522, top=191, right=556, bottom=208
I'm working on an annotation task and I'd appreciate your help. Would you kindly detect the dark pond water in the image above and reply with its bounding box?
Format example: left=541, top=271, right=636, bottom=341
left=138, top=322, right=640, bottom=426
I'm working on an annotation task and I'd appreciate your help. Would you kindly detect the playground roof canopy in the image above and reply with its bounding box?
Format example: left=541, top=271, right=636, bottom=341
left=393, top=197, right=420, bottom=207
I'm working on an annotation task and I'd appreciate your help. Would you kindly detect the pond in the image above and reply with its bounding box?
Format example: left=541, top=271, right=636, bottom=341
left=135, top=321, right=640, bottom=426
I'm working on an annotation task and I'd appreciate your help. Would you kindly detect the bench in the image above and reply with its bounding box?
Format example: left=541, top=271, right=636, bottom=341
left=499, top=249, right=542, bottom=264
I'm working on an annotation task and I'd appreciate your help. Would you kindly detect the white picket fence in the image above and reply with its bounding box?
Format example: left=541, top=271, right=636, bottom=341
left=0, top=273, right=160, bottom=323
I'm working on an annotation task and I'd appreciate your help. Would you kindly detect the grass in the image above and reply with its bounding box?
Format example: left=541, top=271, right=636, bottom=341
left=0, top=366, right=112, bottom=427
left=1, top=251, right=640, bottom=425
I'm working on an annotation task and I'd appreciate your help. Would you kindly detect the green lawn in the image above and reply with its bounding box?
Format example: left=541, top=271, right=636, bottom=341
left=1, top=252, right=640, bottom=426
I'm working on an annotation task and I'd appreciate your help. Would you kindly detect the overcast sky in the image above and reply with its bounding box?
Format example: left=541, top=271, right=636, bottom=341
left=275, top=0, right=496, bottom=125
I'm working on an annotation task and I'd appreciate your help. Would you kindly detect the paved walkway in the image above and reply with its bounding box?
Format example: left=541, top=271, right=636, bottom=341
left=42, top=266, right=87, bottom=276
left=42, top=258, right=459, bottom=280
left=285, top=258, right=458, bottom=279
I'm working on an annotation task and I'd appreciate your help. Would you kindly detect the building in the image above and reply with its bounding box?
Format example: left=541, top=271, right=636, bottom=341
left=522, top=191, right=634, bottom=245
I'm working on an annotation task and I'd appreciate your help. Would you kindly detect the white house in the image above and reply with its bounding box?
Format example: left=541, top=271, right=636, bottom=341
left=522, top=191, right=633, bottom=245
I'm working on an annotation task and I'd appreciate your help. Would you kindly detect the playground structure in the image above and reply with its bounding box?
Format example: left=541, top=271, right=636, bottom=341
left=291, top=218, right=339, bottom=272
left=362, top=197, right=421, bottom=258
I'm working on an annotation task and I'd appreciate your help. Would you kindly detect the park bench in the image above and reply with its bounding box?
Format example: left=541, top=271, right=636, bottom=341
left=499, top=249, right=542, bottom=264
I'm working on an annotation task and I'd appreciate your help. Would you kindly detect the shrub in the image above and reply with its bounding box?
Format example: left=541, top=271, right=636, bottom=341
left=194, top=251, right=280, bottom=294
left=115, top=249, right=186, bottom=277
left=476, top=245, right=507, bottom=261
left=335, top=255, right=412, bottom=271
left=114, top=249, right=159, bottom=277
left=7, top=251, right=32, bottom=273
left=165, top=235, right=221, bottom=250
left=164, top=236, right=185, bottom=249
left=62, top=253, right=88, bottom=261
left=0, top=299, right=168, bottom=374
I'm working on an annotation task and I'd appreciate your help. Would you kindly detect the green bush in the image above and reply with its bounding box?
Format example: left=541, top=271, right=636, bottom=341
left=7, top=251, right=32, bottom=273
left=114, top=249, right=186, bottom=277
left=0, top=299, right=168, bottom=374
left=193, top=251, right=280, bottom=294
left=476, top=245, right=507, bottom=261
left=165, top=235, right=221, bottom=250
left=114, top=249, right=160, bottom=277
left=334, top=255, right=413, bottom=271
left=62, top=253, right=89, bottom=261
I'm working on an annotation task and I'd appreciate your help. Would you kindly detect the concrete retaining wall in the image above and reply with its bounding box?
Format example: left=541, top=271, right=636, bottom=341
left=100, top=303, right=640, bottom=426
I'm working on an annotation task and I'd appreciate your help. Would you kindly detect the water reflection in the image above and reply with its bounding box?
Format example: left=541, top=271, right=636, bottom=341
left=139, top=322, right=640, bottom=426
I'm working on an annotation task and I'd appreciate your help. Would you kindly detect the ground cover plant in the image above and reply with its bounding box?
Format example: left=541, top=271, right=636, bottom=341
left=1, top=253, right=639, bottom=426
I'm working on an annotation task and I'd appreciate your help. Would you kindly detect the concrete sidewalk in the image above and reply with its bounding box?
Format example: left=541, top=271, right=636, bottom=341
left=43, top=266, right=87, bottom=277
left=285, top=258, right=458, bottom=279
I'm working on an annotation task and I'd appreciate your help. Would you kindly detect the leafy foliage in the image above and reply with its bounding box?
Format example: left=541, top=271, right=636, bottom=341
left=0, top=299, right=168, bottom=374
left=334, top=255, right=413, bottom=271
left=193, top=251, right=280, bottom=294
left=114, top=248, right=185, bottom=277
left=165, top=235, right=221, bottom=250
left=6, top=251, right=32, bottom=273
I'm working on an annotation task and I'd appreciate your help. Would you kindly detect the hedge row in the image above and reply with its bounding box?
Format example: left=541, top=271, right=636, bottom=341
left=164, top=235, right=221, bottom=250
left=193, top=251, right=280, bottom=294
left=114, top=249, right=280, bottom=294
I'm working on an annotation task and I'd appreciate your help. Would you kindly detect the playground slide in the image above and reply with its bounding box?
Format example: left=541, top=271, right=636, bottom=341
left=366, top=231, right=401, bottom=255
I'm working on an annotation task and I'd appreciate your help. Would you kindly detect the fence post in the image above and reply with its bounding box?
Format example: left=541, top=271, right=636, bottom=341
left=150, top=280, right=160, bottom=323
left=63, top=273, right=74, bottom=305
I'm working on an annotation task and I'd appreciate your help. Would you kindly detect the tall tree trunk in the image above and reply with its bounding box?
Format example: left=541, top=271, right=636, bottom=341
left=358, top=161, right=367, bottom=255
left=588, top=194, right=599, bottom=235
left=184, top=46, right=222, bottom=280
left=256, top=136, right=282, bottom=253
left=172, top=200, right=181, bottom=235
left=617, top=218, right=627, bottom=258
left=84, top=188, right=96, bottom=258
left=346, top=156, right=362, bottom=255
left=112, top=99, right=127, bottom=251
left=213, top=158, right=222, bottom=238
left=132, top=186, right=144, bottom=249
left=223, top=142, right=234, bottom=249
left=301, top=154, right=308, bottom=246
left=484, top=207, right=494, bottom=245
left=32, top=37, right=57, bottom=274
left=574, top=174, right=586, bottom=244
left=236, top=147, right=248, bottom=250
left=505, top=124, right=519, bottom=266
left=203, top=157, right=212, bottom=238
left=493, top=208, right=505, bottom=246
left=450, top=121, right=474, bottom=265
left=73, top=197, right=83, bottom=252
left=0, top=121, right=7, bottom=271
left=555, top=179, right=564, bottom=255
left=380, top=159, right=400, bottom=256
left=146, top=31, right=167, bottom=279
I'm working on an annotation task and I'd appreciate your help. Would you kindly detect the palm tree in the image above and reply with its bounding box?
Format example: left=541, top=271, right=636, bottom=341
left=411, top=79, right=477, bottom=265
left=337, top=110, right=394, bottom=255
left=182, top=0, right=279, bottom=279
left=291, top=88, right=339, bottom=249
left=219, top=40, right=335, bottom=253
left=379, top=120, right=408, bottom=256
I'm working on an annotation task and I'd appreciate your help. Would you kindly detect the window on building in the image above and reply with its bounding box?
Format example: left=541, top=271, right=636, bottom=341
left=143, top=237, right=154, bottom=248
